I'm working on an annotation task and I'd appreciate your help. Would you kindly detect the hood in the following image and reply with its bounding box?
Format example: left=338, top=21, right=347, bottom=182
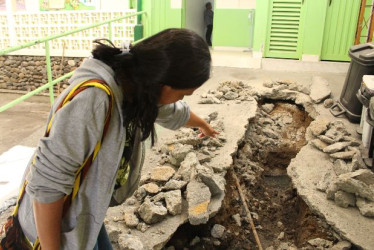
left=68, top=57, right=124, bottom=124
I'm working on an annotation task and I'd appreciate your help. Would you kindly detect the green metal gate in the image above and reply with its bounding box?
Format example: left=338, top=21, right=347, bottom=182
left=265, top=0, right=306, bottom=59
left=321, top=0, right=360, bottom=61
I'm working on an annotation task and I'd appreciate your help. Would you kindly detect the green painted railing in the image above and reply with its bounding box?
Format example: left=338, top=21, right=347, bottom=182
left=0, top=10, right=146, bottom=113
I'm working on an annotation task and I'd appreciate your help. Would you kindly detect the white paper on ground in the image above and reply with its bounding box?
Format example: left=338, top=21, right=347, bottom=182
left=0, top=145, right=35, bottom=205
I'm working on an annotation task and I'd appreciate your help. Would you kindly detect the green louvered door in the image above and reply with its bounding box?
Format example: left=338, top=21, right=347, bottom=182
left=265, top=0, right=306, bottom=59
left=321, top=0, right=360, bottom=61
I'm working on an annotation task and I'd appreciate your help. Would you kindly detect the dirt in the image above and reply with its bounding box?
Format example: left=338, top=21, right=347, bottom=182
left=166, top=101, right=341, bottom=249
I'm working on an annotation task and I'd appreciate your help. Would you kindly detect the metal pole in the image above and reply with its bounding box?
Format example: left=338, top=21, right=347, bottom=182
left=108, top=22, right=113, bottom=41
left=45, top=41, right=54, bottom=105
left=134, top=0, right=144, bottom=41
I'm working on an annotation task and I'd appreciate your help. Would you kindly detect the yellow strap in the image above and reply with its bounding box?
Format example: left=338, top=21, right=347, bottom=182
left=14, top=80, right=113, bottom=247
left=72, top=173, right=81, bottom=200
left=12, top=181, right=27, bottom=216
left=46, top=81, right=112, bottom=135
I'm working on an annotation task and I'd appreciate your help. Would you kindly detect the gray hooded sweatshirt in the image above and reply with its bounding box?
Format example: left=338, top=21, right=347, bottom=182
left=18, top=58, right=190, bottom=249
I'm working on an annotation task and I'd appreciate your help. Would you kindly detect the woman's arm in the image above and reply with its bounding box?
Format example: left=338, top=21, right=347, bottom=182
left=33, top=197, right=64, bottom=250
left=185, top=111, right=219, bottom=138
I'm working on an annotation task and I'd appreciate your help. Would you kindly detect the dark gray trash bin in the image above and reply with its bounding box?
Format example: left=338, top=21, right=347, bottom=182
left=330, top=43, right=374, bottom=123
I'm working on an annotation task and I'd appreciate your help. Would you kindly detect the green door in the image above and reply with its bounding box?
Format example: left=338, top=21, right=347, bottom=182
left=321, top=0, right=360, bottom=61
left=265, top=0, right=306, bottom=59
left=142, top=0, right=182, bottom=37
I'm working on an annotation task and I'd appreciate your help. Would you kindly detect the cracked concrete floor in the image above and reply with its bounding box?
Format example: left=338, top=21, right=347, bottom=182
left=3, top=65, right=371, bottom=248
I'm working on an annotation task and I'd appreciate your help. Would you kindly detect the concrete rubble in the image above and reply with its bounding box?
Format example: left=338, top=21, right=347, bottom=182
left=2, top=75, right=373, bottom=249
left=102, top=77, right=374, bottom=249
left=307, top=119, right=374, bottom=218
left=105, top=102, right=256, bottom=249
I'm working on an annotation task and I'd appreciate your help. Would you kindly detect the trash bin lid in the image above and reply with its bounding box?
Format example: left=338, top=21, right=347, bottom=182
left=363, top=75, right=374, bottom=90
left=349, top=43, right=374, bottom=64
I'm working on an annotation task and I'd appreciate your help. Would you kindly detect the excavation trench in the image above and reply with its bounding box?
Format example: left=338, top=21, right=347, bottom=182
left=166, top=101, right=337, bottom=249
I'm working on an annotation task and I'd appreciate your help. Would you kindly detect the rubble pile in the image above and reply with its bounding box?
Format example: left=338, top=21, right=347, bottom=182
left=104, top=112, right=228, bottom=249
left=308, top=119, right=374, bottom=217
left=199, top=78, right=323, bottom=121
left=198, top=80, right=256, bottom=104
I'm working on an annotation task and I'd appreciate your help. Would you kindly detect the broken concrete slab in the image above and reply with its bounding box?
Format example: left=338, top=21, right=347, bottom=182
left=310, top=76, right=331, bottom=103
left=195, top=164, right=225, bottom=196
left=186, top=180, right=211, bottom=225
left=288, top=144, right=374, bottom=249
left=104, top=99, right=257, bottom=249
left=336, top=170, right=374, bottom=201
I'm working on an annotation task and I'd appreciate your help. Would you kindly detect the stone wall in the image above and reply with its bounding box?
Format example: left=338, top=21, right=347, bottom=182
left=0, top=55, right=84, bottom=93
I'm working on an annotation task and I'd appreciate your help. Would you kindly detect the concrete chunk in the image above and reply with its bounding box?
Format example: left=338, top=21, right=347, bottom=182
left=316, top=171, right=337, bottom=192
left=118, top=234, right=144, bottom=250
left=356, top=197, right=374, bottom=217
left=318, top=135, right=335, bottom=144
left=334, top=190, right=356, bottom=208
left=211, top=224, right=225, bottom=238
left=164, top=190, right=182, bottom=215
left=196, top=164, right=225, bottom=196
left=162, top=179, right=187, bottom=191
left=169, top=143, right=194, bottom=166
left=336, top=169, right=374, bottom=201
left=124, top=212, right=139, bottom=228
left=308, top=119, right=330, bottom=137
left=330, top=151, right=356, bottom=160
left=150, top=166, right=175, bottom=182
left=177, top=152, right=199, bottom=182
left=310, top=76, right=331, bottom=103
left=331, top=241, right=352, bottom=250
left=142, top=183, right=160, bottom=194
left=138, top=198, right=168, bottom=224
left=333, top=160, right=349, bottom=176
left=310, top=139, right=329, bottom=151
left=323, top=142, right=351, bottom=154
left=187, top=180, right=211, bottom=225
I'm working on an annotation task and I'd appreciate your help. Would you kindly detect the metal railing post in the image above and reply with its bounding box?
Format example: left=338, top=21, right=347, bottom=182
left=108, top=22, right=113, bottom=41
left=44, top=41, right=54, bottom=105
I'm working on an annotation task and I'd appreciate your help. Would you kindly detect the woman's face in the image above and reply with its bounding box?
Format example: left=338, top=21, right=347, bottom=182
left=158, top=85, right=198, bottom=105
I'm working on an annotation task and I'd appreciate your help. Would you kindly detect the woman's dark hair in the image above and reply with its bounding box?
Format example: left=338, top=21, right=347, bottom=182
left=92, top=28, right=211, bottom=145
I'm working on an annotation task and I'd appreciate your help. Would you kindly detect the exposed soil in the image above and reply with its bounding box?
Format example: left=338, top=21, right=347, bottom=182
left=166, top=101, right=339, bottom=249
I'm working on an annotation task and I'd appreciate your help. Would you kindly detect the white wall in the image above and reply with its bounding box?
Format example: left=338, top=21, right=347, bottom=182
left=99, top=0, right=129, bottom=11
left=216, top=0, right=255, bottom=9
left=21, top=0, right=130, bottom=11
left=185, top=0, right=212, bottom=40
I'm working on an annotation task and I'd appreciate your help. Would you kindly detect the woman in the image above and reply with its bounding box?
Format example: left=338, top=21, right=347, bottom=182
left=17, top=28, right=217, bottom=249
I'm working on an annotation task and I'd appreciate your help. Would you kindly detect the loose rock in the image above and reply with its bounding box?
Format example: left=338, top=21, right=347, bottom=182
left=138, top=198, right=168, bottom=224
left=187, top=180, right=211, bottom=225
left=211, top=224, right=225, bottom=238
left=150, top=166, right=176, bottom=182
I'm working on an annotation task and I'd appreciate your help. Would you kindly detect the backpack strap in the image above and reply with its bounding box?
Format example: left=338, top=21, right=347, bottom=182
left=13, top=79, right=114, bottom=249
